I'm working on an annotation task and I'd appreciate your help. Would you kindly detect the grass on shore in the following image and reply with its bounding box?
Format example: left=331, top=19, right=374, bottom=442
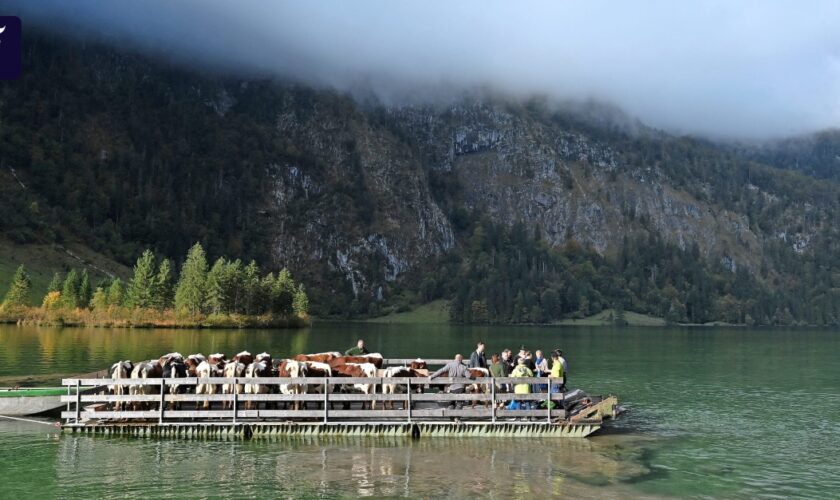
left=0, top=305, right=310, bottom=329
left=366, top=299, right=450, bottom=324
left=553, top=309, right=667, bottom=326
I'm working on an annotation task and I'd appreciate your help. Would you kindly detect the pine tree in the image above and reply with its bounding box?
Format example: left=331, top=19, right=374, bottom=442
left=61, top=269, right=80, bottom=309
left=272, top=268, right=296, bottom=315
left=174, top=243, right=208, bottom=316
left=78, top=270, right=92, bottom=308
left=205, top=257, right=227, bottom=315
left=126, top=249, right=156, bottom=309
left=107, top=278, right=125, bottom=306
left=2, top=264, right=31, bottom=308
left=293, top=284, right=309, bottom=316
left=153, top=258, right=174, bottom=310
left=47, top=272, right=62, bottom=293
left=91, top=286, right=109, bottom=311
left=242, top=260, right=260, bottom=315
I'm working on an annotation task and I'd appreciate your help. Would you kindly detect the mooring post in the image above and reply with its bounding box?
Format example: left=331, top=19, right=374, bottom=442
left=406, top=379, right=412, bottom=423
left=545, top=382, right=551, bottom=424
left=323, top=381, right=329, bottom=424
left=233, top=378, right=238, bottom=424
left=159, top=379, right=166, bottom=424
left=491, top=380, right=496, bottom=423
left=75, top=379, right=81, bottom=423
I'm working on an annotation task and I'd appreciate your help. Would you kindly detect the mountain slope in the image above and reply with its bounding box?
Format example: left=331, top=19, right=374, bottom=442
left=2, top=30, right=840, bottom=324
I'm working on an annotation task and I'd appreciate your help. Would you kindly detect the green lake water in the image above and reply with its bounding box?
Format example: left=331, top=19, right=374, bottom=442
left=1, top=323, right=838, bottom=498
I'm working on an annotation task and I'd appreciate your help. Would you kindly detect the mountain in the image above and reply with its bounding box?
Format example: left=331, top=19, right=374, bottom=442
left=2, top=30, right=840, bottom=325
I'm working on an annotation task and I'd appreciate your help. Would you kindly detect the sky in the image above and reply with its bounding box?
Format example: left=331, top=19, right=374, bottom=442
left=7, top=0, right=840, bottom=139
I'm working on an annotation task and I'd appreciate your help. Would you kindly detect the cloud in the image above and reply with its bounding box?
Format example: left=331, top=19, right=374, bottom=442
left=8, top=0, right=840, bottom=138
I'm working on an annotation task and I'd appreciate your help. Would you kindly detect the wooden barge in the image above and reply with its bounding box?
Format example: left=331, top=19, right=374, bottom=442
left=59, top=359, right=621, bottom=439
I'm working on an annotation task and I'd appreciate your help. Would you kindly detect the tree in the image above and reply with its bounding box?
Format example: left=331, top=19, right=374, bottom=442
left=242, top=260, right=260, bottom=315
left=175, top=243, right=208, bottom=316
left=107, top=278, right=125, bottom=306
left=2, top=265, right=31, bottom=308
left=293, top=284, right=309, bottom=316
left=91, top=286, right=108, bottom=311
left=78, top=270, right=92, bottom=308
left=153, top=258, right=175, bottom=310
left=205, top=257, right=227, bottom=315
left=47, top=272, right=62, bottom=293
left=126, top=249, right=156, bottom=309
left=271, top=268, right=296, bottom=316
left=61, top=269, right=80, bottom=309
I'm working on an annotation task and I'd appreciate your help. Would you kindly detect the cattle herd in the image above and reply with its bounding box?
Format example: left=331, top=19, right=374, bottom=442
left=108, top=351, right=434, bottom=411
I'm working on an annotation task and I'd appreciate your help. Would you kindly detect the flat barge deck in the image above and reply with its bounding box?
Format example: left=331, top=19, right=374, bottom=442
left=60, top=358, right=621, bottom=439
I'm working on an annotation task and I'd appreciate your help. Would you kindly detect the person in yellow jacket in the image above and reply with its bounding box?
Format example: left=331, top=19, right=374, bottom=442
left=550, top=349, right=565, bottom=393
left=511, top=357, right=534, bottom=409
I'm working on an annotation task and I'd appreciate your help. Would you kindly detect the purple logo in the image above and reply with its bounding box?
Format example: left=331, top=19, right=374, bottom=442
left=0, top=16, right=21, bottom=80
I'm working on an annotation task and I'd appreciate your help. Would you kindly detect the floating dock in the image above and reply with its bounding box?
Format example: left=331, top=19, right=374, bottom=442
left=60, top=359, right=621, bottom=439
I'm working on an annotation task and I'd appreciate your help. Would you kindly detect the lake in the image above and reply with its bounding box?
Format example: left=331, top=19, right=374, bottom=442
left=1, top=323, right=838, bottom=498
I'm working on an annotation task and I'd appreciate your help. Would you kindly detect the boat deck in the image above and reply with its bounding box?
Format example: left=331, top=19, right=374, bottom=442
left=59, top=359, right=620, bottom=438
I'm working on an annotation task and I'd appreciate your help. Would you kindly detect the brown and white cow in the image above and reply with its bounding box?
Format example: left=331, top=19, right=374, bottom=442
left=293, top=352, right=341, bottom=364
left=195, top=354, right=225, bottom=410
left=409, top=359, right=428, bottom=370
left=221, top=361, right=246, bottom=410
left=378, top=366, right=424, bottom=410
left=233, top=351, right=254, bottom=366
left=301, top=361, right=332, bottom=409
left=276, top=359, right=307, bottom=410
left=129, top=361, right=163, bottom=411
left=185, top=354, right=206, bottom=378
left=244, top=359, right=273, bottom=410
left=466, top=367, right=492, bottom=408
left=108, top=360, right=133, bottom=411
left=332, top=362, right=377, bottom=409
left=329, top=353, right=384, bottom=369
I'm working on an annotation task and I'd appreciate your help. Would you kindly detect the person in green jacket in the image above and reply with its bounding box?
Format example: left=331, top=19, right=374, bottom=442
left=511, top=357, right=534, bottom=409
left=344, top=339, right=370, bottom=356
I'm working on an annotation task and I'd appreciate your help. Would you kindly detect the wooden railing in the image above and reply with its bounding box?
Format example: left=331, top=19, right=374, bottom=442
left=60, top=376, right=567, bottom=425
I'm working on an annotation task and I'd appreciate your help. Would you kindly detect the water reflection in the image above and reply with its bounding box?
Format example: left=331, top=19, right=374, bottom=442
left=49, top=433, right=656, bottom=498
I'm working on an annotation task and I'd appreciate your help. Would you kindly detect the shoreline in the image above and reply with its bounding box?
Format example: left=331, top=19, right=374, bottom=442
left=0, top=307, right=310, bottom=330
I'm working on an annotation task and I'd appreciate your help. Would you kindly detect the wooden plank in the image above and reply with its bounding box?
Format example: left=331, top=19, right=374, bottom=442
left=62, top=376, right=554, bottom=387
left=496, top=410, right=566, bottom=418
left=62, top=411, right=158, bottom=419
left=382, top=359, right=461, bottom=366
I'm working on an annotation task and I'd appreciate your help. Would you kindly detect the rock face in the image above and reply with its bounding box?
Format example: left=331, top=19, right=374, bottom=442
left=259, top=95, right=831, bottom=299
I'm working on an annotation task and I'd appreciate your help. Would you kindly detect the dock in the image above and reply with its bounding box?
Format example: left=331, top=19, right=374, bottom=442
left=60, top=359, right=621, bottom=439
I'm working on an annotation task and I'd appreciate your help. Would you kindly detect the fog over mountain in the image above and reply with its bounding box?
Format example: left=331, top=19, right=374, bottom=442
left=7, top=0, right=840, bottom=138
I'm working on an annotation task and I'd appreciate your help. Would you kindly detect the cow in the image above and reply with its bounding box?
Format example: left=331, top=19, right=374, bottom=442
left=195, top=354, right=225, bottom=410
left=158, top=352, right=184, bottom=367
left=233, top=351, right=254, bottom=366
left=409, top=359, right=428, bottom=370
left=301, top=361, right=332, bottom=409
left=276, top=360, right=308, bottom=411
left=244, top=360, right=273, bottom=410
left=332, top=362, right=377, bottom=409
left=329, top=353, right=383, bottom=369
left=185, top=354, right=206, bottom=378
left=378, top=366, right=424, bottom=410
left=293, top=352, right=341, bottom=364
left=129, top=361, right=163, bottom=411
left=466, top=367, right=492, bottom=408
left=221, top=361, right=246, bottom=410
left=108, top=360, right=133, bottom=411
left=161, top=355, right=187, bottom=410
